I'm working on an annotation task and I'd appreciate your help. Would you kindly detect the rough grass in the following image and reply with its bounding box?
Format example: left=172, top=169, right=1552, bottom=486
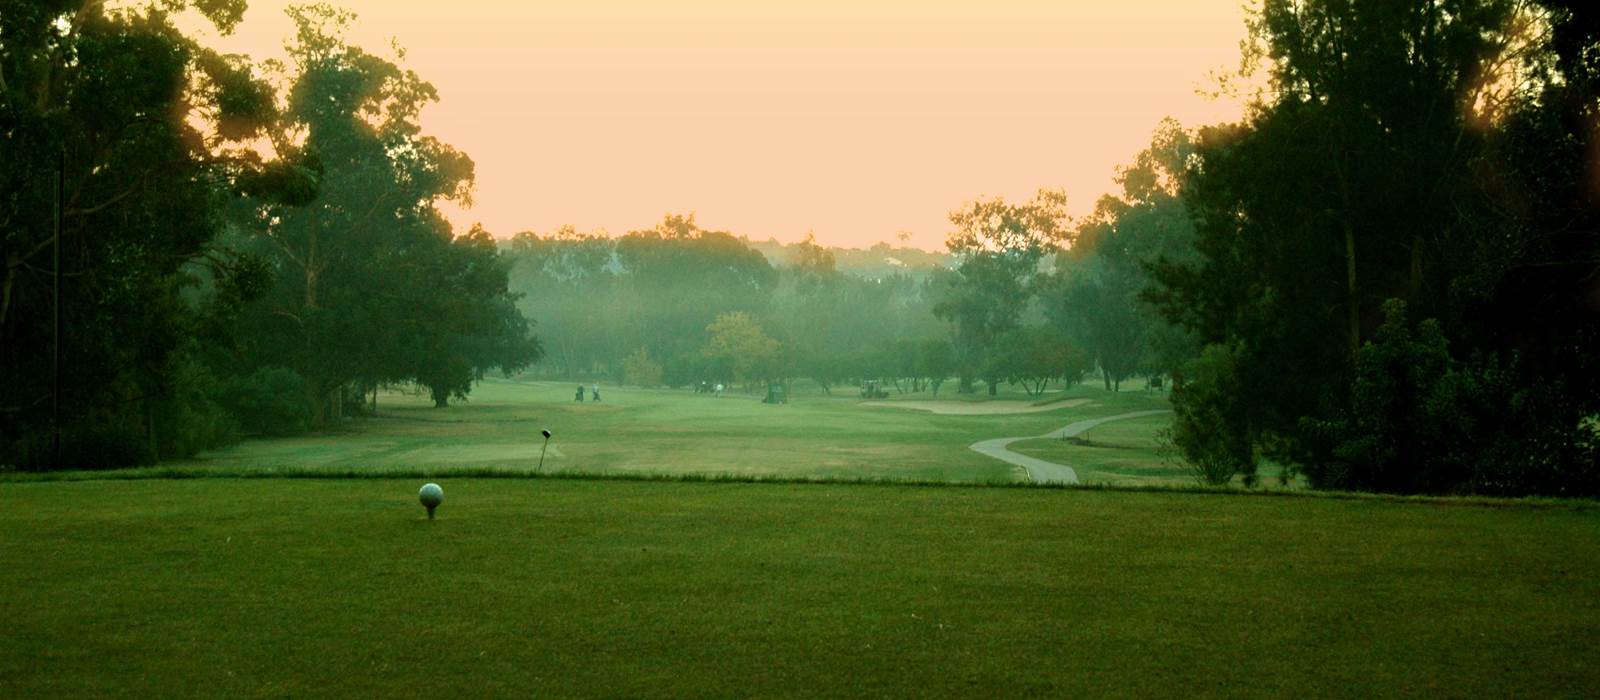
left=2, top=478, right=1597, bottom=698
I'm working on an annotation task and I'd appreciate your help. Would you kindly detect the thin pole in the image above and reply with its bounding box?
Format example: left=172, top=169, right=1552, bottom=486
left=537, top=437, right=550, bottom=473
left=52, top=146, right=63, bottom=468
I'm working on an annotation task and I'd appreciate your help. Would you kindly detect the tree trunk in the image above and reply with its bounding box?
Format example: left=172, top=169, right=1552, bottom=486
left=1345, top=220, right=1359, bottom=353
left=304, top=230, right=319, bottom=310
left=145, top=397, right=158, bottom=461
left=1408, top=233, right=1424, bottom=306
left=0, top=251, right=17, bottom=334
left=308, top=383, right=325, bottom=426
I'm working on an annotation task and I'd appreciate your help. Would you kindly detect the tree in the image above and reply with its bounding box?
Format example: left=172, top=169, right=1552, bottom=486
left=986, top=326, right=1091, bottom=396
left=402, top=225, right=542, bottom=407
left=702, top=311, right=781, bottom=390
left=1151, top=0, right=1600, bottom=494
left=615, top=214, right=777, bottom=375
left=916, top=338, right=957, bottom=396
left=228, top=4, right=492, bottom=420
left=1045, top=121, right=1199, bottom=392
left=623, top=347, right=663, bottom=387
left=506, top=225, right=619, bottom=378
left=934, top=189, right=1070, bottom=395
left=0, top=1, right=293, bottom=468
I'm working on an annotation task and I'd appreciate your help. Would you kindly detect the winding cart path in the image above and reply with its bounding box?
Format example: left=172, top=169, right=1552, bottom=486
left=970, top=410, right=1173, bottom=484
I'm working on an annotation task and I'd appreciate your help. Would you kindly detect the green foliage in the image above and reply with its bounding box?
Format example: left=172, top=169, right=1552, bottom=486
left=506, top=223, right=948, bottom=395
left=225, top=7, right=534, bottom=415
left=0, top=2, right=295, bottom=469
left=622, top=347, right=663, bottom=387
left=1169, top=343, right=1258, bottom=486
left=936, top=189, right=1070, bottom=393
left=703, top=312, right=781, bottom=386
left=616, top=215, right=778, bottom=368
left=985, top=326, right=1092, bottom=396
left=1045, top=121, right=1199, bottom=392
left=402, top=226, right=542, bottom=407
left=1301, top=300, right=1600, bottom=496
left=217, top=367, right=313, bottom=437
left=1149, top=0, right=1600, bottom=496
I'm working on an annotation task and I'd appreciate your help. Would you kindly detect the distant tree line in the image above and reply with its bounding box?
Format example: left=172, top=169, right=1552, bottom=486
left=1, top=3, right=538, bottom=470
left=507, top=183, right=1178, bottom=401
left=505, top=217, right=962, bottom=394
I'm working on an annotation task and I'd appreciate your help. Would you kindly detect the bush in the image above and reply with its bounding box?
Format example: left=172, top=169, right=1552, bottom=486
left=1169, top=342, right=1258, bottom=486
left=6, top=412, right=153, bottom=471
left=217, top=367, right=313, bottom=436
left=1300, top=299, right=1600, bottom=496
left=623, top=347, right=664, bottom=387
left=153, top=357, right=239, bottom=458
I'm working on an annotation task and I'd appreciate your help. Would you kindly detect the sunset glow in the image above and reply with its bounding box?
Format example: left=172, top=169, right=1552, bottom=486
left=185, top=1, right=1251, bottom=249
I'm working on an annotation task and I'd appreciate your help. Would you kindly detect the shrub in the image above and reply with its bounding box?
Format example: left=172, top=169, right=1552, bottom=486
left=217, top=367, right=313, bottom=436
left=1300, top=299, right=1600, bottom=496
left=623, top=347, right=664, bottom=387
left=1169, top=342, right=1258, bottom=486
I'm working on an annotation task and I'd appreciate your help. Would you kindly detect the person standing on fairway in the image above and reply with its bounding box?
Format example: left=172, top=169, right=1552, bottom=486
left=591, top=384, right=601, bottom=402
left=575, top=384, right=585, bottom=402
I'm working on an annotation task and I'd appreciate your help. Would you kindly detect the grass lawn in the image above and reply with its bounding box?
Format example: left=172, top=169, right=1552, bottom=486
left=166, top=378, right=1173, bottom=483
left=2, top=478, right=1597, bottom=697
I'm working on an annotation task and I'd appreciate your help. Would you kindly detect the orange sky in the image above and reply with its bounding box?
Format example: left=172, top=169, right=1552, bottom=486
left=184, top=1, right=1251, bottom=250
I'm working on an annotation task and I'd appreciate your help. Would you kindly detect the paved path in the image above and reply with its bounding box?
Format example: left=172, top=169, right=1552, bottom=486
left=969, top=410, right=1173, bottom=484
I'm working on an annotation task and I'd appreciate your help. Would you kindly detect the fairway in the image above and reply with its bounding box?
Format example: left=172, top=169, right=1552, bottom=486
left=2, top=478, right=1597, bottom=697
left=171, top=379, right=1175, bottom=484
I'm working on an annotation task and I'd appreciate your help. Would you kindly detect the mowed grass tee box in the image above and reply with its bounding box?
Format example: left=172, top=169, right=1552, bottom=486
left=2, top=478, right=1596, bottom=697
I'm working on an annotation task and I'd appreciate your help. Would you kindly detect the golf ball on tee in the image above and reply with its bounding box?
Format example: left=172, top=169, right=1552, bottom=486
left=419, top=483, right=443, bottom=509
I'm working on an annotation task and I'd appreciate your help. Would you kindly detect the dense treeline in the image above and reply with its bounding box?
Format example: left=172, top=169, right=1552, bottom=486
left=1, top=3, right=536, bottom=470
left=506, top=218, right=960, bottom=393
left=506, top=182, right=1176, bottom=400
left=1148, top=0, right=1600, bottom=495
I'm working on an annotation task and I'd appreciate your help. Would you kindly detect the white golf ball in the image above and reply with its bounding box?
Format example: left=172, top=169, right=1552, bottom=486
left=419, top=483, right=444, bottom=508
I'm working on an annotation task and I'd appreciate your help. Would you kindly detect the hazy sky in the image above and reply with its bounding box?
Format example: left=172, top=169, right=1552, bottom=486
left=184, top=1, right=1251, bottom=250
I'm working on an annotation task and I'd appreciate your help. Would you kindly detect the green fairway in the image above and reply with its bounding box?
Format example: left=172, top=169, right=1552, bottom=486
left=2, top=478, right=1596, bottom=697
left=169, top=378, right=1174, bottom=483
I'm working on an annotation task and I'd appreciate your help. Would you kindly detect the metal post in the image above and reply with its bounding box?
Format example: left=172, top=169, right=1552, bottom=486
left=538, top=429, right=552, bottom=472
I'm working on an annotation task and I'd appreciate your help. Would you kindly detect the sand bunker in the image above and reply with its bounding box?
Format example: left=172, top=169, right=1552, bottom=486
left=861, top=398, right=1092, bottom=415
